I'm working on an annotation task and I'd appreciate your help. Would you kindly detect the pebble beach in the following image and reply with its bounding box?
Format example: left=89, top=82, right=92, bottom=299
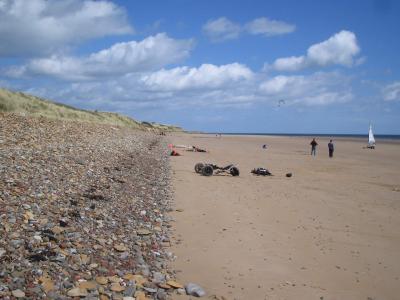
left=0, top=113, right=177, bottom=299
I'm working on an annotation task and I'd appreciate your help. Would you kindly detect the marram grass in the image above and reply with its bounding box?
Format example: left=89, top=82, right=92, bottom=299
left=0, top=88, right=182, bottom=131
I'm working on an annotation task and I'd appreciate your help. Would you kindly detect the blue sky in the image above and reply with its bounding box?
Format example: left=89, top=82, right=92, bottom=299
left=1, top=0, right=400, bottom=133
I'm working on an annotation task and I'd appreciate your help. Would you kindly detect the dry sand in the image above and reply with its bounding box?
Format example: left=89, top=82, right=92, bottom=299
left=168, top=134, right=400, bottom=300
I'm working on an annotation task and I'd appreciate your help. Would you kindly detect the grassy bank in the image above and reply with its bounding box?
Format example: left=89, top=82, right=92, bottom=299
left=0, top=88, right=182, bottom=131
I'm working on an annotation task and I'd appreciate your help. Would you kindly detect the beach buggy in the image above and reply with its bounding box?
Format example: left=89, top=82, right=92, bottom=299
left=195, top=163, right=240, bottom=176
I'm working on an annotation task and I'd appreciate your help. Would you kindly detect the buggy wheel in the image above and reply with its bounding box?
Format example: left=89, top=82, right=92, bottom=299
left=195, top=163, right=204, bottom=173
left=202, top=165, right=213, bottom=176
left=230, top=167, right=240, bottom=176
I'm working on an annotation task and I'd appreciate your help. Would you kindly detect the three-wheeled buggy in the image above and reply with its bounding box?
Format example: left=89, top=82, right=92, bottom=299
left=195, top=163, right=239, bottom=176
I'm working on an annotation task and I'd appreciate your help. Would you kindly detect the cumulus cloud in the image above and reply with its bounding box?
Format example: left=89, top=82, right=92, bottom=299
left=0, top=0, right=133, bottom=57
left=27, top=69, right=351, bottom=110
left=259, top=72, right=353, bottom=105
left=203, top=16, right=295, bottom=41
left=245, top=17, right=295, bottom=36
left=202, top=17, right=241, bottom=42
left=271, top=30, right=361, bottom=71
left=7, top=33, right=194, bottom=80
left=382, top=81, right=400, bottom=101
left=140, top=63, right=253, bottom=91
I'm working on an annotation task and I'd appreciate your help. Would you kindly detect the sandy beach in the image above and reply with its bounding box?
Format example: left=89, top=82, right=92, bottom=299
left=168, top=134, right=400, bottom=300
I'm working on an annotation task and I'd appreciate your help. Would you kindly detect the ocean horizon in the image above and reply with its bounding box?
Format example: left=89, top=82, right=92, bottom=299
left=208, top=133, right=400, bottom=140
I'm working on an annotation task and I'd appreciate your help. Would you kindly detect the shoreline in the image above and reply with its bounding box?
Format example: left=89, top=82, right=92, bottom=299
left=183, top=132, right=400, bottom=145
left=184, top=132, right=400, bottom=144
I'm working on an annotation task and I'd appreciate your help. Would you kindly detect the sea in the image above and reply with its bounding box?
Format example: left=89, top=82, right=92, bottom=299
left=211, top=133, right=400, bottom=140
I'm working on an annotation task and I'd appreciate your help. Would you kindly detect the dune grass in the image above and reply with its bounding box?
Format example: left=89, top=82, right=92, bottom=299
left=0, top=88, right=182, bottom=131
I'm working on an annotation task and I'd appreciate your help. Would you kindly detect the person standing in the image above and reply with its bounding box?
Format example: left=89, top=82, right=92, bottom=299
left=310, top=138, right=318, bottom=156
left=328, top=139, right=334, bottom=158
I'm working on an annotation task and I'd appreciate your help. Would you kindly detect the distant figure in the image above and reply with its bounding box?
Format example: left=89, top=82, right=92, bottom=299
left=310, top=138, right=318, bottom=156
left=262, top=144, right=267, bottom=149
left=328, top=139, right=334, bottom=158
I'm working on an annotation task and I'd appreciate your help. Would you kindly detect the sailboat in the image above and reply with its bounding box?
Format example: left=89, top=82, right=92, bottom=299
left=367, top=124, right=376, bottom=149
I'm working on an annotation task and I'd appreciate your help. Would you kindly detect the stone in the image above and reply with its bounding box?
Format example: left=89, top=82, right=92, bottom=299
left=166, top=280, right=184, bottom=289
left=12, top=289, right=26, bottom=298
left=114, top=244, right=128, bottom=252
left=110, top=283, right=125, bottom=292
left=185, top=283, right=206, bottom=297
left=67, top=287, right=88, bottom=297
left=157, top=283, right=171, bottom=289
left=78, top=281, right=97, bottom=290
left=108, top=275, right=121, bottom=283
left=96, top=276, right=108, bottom=285
left=177, top=288, right=186, bottom=295
left=137, top=229, right=152, bottom=235
left=39, top=276, right=55, bottom=293
left=123, top=286, right=135, bottom=297
left=135, top=291, right=147, bottom=300
left=156, top=290, right=167, bottom=300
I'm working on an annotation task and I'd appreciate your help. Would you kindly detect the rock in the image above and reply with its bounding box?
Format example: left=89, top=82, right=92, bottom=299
left=96, top=276, right=108, bottom=285
left=152, top=272, right=165, bottom=284
left=157, top=283, right=171, bottom=289
left=110, top=283, right=125, bottom=292
left=123, top=286, right=136, bottom=297
left=78, top=281, right=97, bottom=290
left=0, top=249, right=6, bottom=258
left=137, top=229, right=152, bottom=235
left=143, top=287, right=157, bottom=293
left=185, top=283, right=206, bottom=297
left=177, top=288, right=186, bottom=295
left=156, top=289, right=167, bottom=300
left=12, top=289, right=26, bottom=298
left=39, top=276, right=55, bottom=293
left=51, top=226, right=65, bottom=234
left=135, top=291, right=147, bottom=300
left=67, top=287, right=89, bottom=297
left=108, top=275, right=121, bottom=283
left=114, top=244, right=128, bottom=252
left=167, top=280, right=184, bottom=289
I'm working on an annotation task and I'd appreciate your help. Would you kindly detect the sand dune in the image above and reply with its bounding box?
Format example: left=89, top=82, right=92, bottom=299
left=169, top=134, right=400, bottom=300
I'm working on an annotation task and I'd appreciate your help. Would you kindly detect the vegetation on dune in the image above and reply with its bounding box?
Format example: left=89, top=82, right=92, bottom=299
left=0, top=88, right=182, bottom=131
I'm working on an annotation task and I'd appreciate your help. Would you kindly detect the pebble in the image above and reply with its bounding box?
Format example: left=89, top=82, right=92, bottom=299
left=186, top=283, right=206, bottom=297
left=12, top=289, right=26, bottom=298
left=67, top=287, right=88, bottom=297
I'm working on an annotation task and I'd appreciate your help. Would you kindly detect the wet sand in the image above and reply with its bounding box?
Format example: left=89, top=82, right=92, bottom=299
left=168, top=134, right=400, bottom=300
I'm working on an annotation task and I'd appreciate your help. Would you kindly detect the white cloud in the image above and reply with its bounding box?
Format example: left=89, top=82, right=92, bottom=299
left=7, top=33, right=194, bottom=80
left=245, top=17, right=295, bottom=36
left=202, top=17, right=241, bottom=42
left=32, top=69, right=351, bottom=110
left=259, top=72, right=353, bottom=105
left=271, top=30, right=361, bottom=71
left=203, top=16, right=295, bottom=42
left=0, top=0, right=133, bottom=57
left=382, top=81, right=400, bottom=101
left=271, top=56, right=307, bottom=72
left=140, top=63, right=253, bottom=91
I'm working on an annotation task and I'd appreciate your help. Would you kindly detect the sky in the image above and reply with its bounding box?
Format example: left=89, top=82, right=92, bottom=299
left=1, top=0, right=400, bottom=134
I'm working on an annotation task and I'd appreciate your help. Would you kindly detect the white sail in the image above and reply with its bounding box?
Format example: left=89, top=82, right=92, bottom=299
left=368, top=124, right=375, bottom=145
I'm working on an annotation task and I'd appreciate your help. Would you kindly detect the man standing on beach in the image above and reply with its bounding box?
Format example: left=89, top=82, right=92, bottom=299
left=310, top=138, right=318, bottom=156
left=328, top=139, right=334, bottom=158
